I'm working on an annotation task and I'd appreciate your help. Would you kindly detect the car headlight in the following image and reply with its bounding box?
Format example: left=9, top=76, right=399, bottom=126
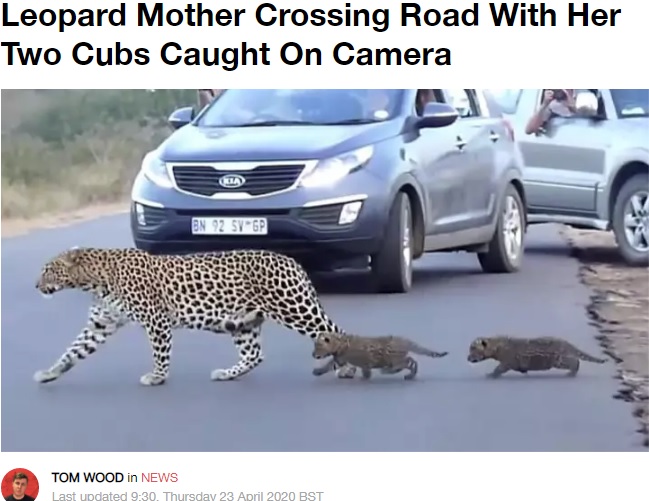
left=300, top=145, right=374, bottom=188
left=141, top=151, right=173, bottom=188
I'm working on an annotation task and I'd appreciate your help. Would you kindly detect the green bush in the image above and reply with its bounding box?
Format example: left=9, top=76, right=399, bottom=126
left=12, top=89, right=195, bottom=145
left=1, top=89, right=196, bottom=219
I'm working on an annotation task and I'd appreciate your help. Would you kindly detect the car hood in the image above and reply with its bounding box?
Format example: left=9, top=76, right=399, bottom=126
left=157, top=121, right=402, bottom=162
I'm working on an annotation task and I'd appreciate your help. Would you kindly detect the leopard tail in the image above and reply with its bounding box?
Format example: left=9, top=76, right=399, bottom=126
left=404, top=339, right=448, bottom=358
left=572, top=346, right=607, bottom=363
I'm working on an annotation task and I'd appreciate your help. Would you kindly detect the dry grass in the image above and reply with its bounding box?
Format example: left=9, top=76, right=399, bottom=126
left=2, top=121, right=168, bottom=223
left=563, top=227, right=649, bottom=448
left=1, top=89, right=195, bottom=233
left=2, top=203, right=131, bottom=238
left=2, top=166, right=127, bottom=218
left=0, top=90, right=55, bottom=133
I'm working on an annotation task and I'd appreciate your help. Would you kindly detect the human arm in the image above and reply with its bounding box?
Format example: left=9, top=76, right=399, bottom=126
left=524, top=89, right=554, bottom=135
left=197, top=89, right=219, bottom=109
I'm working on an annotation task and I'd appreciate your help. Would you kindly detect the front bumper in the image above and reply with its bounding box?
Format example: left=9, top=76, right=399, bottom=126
left=131, top=196, right=383, bottom=258
left=130, top=172, right=391, bottom=260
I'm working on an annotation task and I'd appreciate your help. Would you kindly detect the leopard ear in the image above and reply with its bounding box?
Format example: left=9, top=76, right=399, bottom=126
left=61, top=247, right=83, bottom=267
left=471, top=337, right=486, bottom=348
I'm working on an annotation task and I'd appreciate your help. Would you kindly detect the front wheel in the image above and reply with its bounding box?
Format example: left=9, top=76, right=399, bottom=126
left=611, top=173, right=649, bottom=266
left=371, top=192, right=414, bottom=293
left=478, top=184, right=526, bottom=273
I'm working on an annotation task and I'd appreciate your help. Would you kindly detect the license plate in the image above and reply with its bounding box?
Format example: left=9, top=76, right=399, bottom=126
left=191, top=217, right=268, bottom=236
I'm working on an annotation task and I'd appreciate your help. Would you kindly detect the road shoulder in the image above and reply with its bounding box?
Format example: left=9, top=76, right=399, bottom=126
left=563, top=227, right=648, bottom=448
left=1, top=202, right=129, bottom=238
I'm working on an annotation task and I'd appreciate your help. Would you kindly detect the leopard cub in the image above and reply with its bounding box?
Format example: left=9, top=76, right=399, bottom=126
left=312, top=331, right=448, bottom=380
left=467, top=335, right=607, bottom=378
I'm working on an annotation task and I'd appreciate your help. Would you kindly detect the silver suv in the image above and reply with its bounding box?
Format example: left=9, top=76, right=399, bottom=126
left=490, top=89, right=649, bottom=265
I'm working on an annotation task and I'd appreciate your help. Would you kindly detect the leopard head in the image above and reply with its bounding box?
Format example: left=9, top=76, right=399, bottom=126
left=467, top=337, right=497, bottom=363
left=36, top=247, right=95, bottom=297
left=312, top=332, right=346, bottom=359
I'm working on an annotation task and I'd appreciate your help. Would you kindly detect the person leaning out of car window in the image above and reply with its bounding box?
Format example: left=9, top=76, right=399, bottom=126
left=415, top=89, right=434, bottom=116
left=525, top=89, right=576, bottom=134
left=197, top=89, right=224, bottom=110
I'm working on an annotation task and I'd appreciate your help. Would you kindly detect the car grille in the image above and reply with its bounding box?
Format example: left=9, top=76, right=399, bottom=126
left=171, top=164, right=305, bottom=197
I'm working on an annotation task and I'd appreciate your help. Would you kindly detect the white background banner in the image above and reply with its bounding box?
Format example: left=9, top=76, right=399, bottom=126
left=1, top=0, right=648, bottom=86
left=1, top=0, right=648, bottom=499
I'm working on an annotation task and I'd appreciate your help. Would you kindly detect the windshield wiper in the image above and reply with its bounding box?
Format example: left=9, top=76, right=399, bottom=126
left=321, top=118, right=382, bottom=125
left=232, top=120, right=321, bottom=127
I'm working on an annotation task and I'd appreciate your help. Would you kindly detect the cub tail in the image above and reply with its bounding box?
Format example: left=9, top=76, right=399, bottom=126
left=405, top=339, right=448, bottom=358
left=572, top=346, right=607, bottom=364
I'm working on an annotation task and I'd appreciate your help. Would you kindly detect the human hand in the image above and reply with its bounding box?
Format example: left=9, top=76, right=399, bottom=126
left=562, top=88, right=576, bottom=108
left=542, top=89, right=555, bottom=105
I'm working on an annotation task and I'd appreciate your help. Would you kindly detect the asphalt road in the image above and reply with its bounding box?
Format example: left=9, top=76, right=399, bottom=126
left=1, top=216, right=640, bottom=452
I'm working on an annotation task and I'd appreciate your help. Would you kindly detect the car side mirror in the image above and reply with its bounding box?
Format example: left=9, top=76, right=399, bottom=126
left=417, top=103, right=459, bottom=129
left=574, top=91, right=598, bottom=118
left=168, top=106, right=195, bottom=130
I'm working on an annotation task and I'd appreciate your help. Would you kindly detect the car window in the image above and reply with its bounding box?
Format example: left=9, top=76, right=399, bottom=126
left=197, top=89, right=404, bottom=127
left=446, top=89, right=479, bottom=117
left=479, top=90, right=503, bottom=118
left=485, top=89, right=523, bottom=114
left=610, top=89, right=649, bottom=118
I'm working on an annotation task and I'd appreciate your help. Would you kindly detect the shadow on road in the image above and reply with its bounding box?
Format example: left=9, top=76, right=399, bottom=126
left=528, top=228, right=642, bottom=267
left=571, top=244, right=640, bottom=267
left=523, top=243, right=573, bottom=258
left=311, top=266, right=482, bottom=295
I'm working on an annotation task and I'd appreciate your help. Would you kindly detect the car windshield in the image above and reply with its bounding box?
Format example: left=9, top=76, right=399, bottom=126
left=610, top=89, right=649, bottom=118
left=196, top=89, right=404, bottom=127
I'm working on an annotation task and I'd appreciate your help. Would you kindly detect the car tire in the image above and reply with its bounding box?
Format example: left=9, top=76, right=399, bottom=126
left=371, top=192, right=413, bottom=293
left=611, top=172, right=649, bottom=266
left=478, top=183, right=525, bottom=273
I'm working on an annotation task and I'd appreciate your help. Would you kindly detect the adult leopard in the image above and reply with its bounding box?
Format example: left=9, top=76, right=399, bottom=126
left=34, top=247, right=354, bottom=386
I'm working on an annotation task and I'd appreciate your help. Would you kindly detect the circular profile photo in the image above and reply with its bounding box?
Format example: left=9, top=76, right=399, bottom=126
left=1, top=469, right=39, bottom=501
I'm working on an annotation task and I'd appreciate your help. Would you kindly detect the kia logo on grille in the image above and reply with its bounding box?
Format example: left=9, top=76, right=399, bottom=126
left=218, top=174, right=246, bottom=189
